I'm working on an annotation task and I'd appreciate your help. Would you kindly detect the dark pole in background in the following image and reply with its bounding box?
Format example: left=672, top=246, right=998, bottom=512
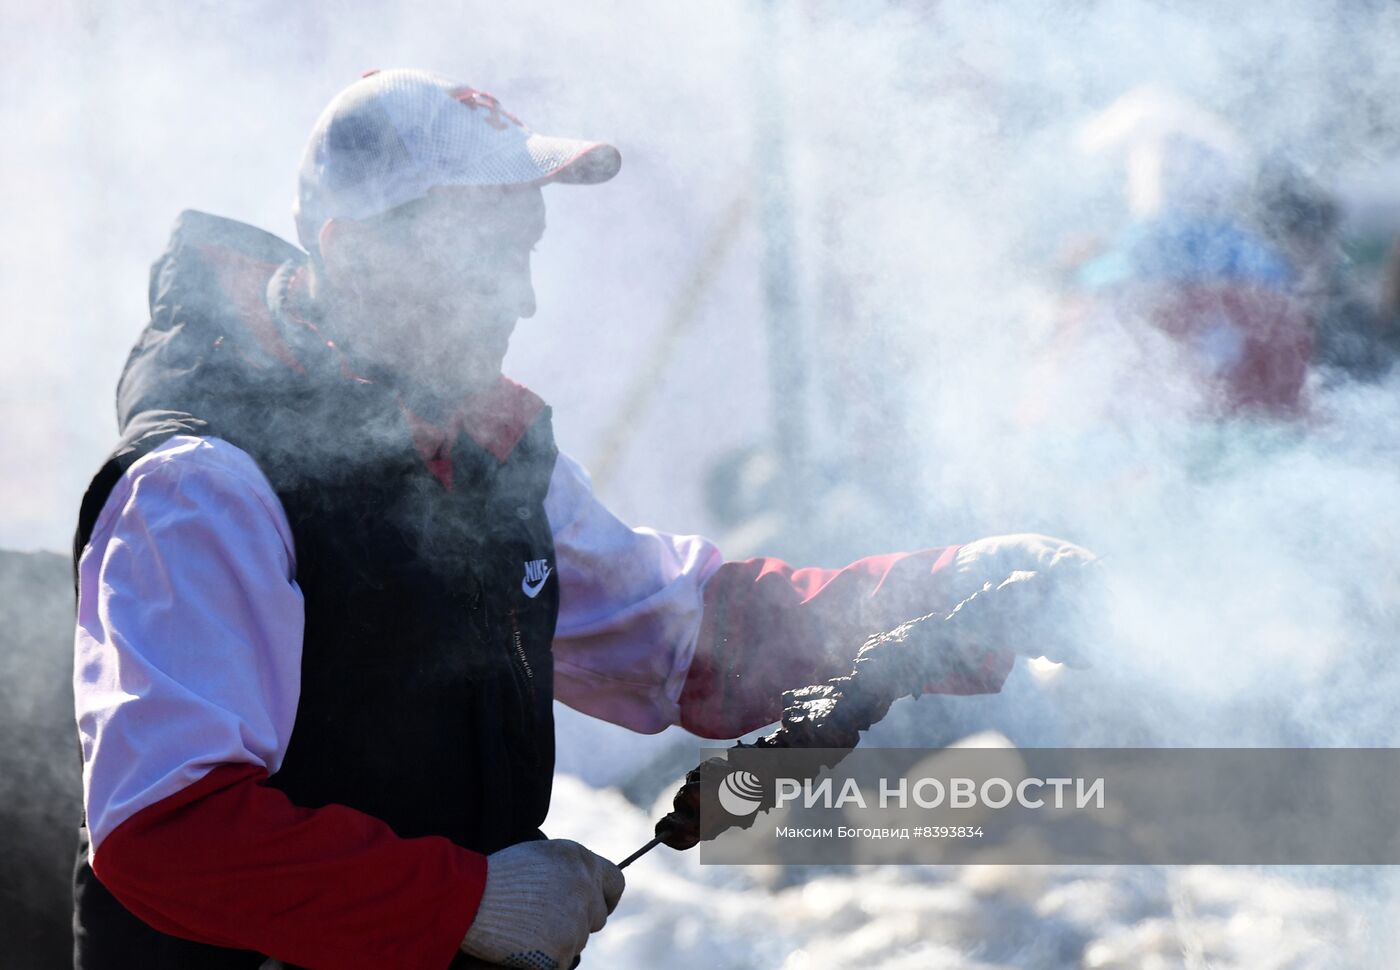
left=753, top=0, right=810, bottom=509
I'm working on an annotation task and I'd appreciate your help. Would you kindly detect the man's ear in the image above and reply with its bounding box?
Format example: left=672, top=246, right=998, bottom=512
left=318, top=218, right=350, bottom=268
left=318, top=217, right=379, bottom=286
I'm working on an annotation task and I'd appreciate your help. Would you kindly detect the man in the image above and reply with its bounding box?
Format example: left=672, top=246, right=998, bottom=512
left=72, top=69, right=1098, bottom=970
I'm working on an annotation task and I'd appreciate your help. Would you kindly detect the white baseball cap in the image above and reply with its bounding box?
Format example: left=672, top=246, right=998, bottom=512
left=294, top=68, right=621, bottom=253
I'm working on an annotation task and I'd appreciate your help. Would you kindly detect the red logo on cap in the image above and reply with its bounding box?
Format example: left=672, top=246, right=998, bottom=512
left=450, top=87, right=524, bottom=132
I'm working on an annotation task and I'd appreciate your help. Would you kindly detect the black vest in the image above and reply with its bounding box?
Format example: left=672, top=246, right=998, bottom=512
left=72, top=212, right=559, bottom=968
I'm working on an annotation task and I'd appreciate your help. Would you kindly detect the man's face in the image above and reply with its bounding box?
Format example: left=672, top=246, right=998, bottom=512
left=321, top=184, right=546, bottom=398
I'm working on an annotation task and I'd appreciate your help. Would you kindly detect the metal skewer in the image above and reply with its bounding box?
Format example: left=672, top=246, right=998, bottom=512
left=616, top=835, right=663, bottom=869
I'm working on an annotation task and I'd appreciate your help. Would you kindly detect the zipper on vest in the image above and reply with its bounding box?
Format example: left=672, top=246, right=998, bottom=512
left=507, top=608, right=542, bottom=768
left=509, top=613, right=535, bottom=690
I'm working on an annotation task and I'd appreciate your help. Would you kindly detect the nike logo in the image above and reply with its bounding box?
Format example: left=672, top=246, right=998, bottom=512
left=521, top=558, right=552, bottom=599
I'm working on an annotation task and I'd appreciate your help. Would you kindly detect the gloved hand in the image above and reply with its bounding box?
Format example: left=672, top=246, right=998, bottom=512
left=944, top=533, right=1106, bottom=668
left=460, top=838, right=625, bottom=970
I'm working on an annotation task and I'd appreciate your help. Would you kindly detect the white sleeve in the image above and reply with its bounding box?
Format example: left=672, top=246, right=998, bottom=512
left=545, top=452, right=724, bottom=734
left=74, top=435, right=304, bottom=853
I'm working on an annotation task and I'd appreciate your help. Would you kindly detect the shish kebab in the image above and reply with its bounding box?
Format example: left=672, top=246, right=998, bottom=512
left=616, top=561, right=1094, bottom=867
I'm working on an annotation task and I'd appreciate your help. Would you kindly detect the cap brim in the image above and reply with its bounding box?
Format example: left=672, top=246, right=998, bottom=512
left=530, top=137, right=622, bottom=185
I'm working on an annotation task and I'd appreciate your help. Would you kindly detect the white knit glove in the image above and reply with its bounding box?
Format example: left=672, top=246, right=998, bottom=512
left=944, top=533, right=1105, bottom=668
left=460, top=839, right=625, bottom=970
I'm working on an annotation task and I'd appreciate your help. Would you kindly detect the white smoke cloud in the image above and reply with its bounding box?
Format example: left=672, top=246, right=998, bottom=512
left=6, top=1, right=1400, bottom=963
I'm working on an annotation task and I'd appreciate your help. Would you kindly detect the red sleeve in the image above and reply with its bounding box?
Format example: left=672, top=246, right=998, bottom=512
left=91, top=763, right=485, bottom=970
left=678, top=546, right=1014, bottom=739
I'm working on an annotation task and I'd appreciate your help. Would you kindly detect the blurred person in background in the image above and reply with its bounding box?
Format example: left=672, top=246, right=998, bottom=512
left=1051, top=88, right=1312, bottom=420
left=71, top=69, right=1099, bottom=970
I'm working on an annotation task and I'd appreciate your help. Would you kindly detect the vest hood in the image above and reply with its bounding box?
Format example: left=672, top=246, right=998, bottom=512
left=117, top=211, right=548, bottom=474
left=117, top=212, right=336, bottom=442
left=117, top=211, right=439, bottom=482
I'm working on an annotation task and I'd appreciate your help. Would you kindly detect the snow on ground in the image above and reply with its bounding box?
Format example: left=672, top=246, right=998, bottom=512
left=545, top=772, right=1390, bottom=969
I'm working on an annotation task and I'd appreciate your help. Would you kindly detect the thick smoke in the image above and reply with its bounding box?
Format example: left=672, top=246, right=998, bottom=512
left=773, top=4, right=1400, bottom=751
left=6, top=1, right=1400, bottom=966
